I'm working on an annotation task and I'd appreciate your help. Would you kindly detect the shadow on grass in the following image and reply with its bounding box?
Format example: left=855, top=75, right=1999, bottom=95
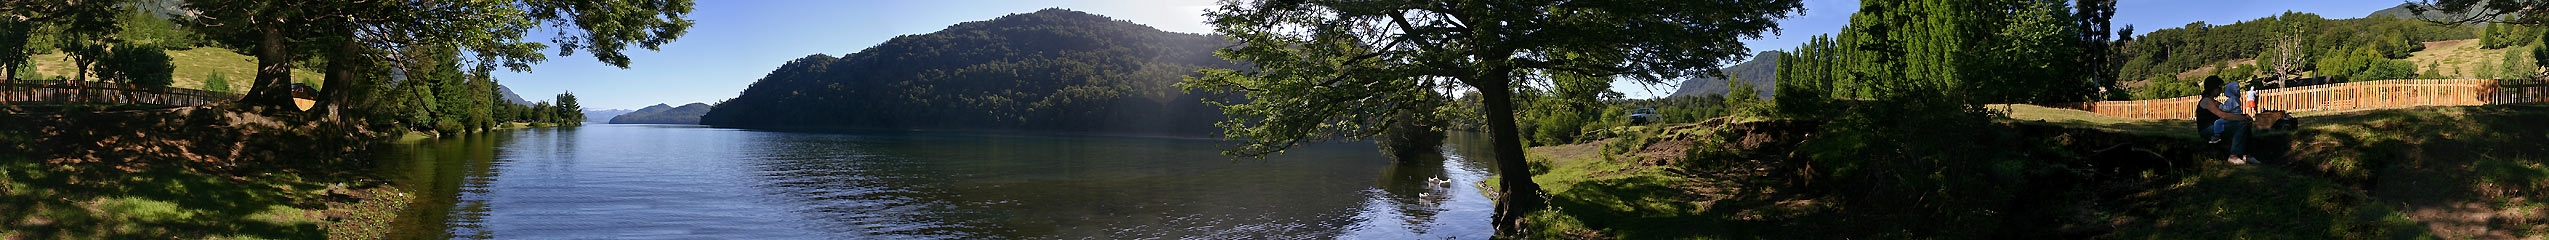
left=2296, top=105, right=2549, bottom=238
left=2, top=104, right=395, bottom=239
left=1, top=162, right=329, bottom=239
left=1531, top=174, right=1779, bottom=239
left=1522, top=105, right=2549, bottom=239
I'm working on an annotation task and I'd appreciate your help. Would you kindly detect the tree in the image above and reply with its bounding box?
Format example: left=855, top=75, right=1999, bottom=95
left=1181, top=0, right=1803, bottom=235
left=2256, top=11, right=2315, bottom=87
left=2074, top=0, right=2119, bottom=98
left=0, top=19, right=33, bottom=84
left=2531, top=30, right=2549, bottom=82
left=99, top=43, right=174, bottom=87
left=204, top=72, right=232, bottom=93
left=1982, top=0, right=2089, bottom=104
left=0, top=0, right=123, bottom=83
left=180, top=0, right=693, bottom=114
left=555, top=92, right=583, bottom=124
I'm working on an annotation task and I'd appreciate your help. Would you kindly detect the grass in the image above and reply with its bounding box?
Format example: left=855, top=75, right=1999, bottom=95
left=2404, top=39, right=2521, bottom=79
left=1515, top=105, right=2549, bottom=239
left=0, top=104, right=416, bottom=239
left=1996, top=104, right=2198, bottom=139
left=1, top=161, right=330, bottom=239
left=22, top=47, right=324, bottom=92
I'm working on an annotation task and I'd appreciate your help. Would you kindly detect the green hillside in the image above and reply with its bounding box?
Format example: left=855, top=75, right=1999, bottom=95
left=700, top=9, right=1239, bottom=136
left=21, top=47, right=322, bottom=93
left=609, top=103, right=712, bottom=124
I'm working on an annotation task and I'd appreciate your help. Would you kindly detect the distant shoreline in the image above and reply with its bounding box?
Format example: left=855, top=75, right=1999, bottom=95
left=691, top=124, right=1225, bottom=141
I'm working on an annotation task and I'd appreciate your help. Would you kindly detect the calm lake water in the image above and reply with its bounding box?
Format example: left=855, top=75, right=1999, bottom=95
left=372, top=124, right=1499, bottom=239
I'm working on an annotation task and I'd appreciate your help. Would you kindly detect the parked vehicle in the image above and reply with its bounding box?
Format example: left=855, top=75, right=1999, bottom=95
left=1628, top=108, right=1657, bottom=125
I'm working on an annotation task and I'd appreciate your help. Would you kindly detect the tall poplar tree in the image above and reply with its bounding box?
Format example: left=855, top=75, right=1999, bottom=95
left=1181, top=0, right=1802, bottom=235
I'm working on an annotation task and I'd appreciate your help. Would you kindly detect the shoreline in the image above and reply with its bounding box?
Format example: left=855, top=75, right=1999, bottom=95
left=0, top=104, right=575, bottom=239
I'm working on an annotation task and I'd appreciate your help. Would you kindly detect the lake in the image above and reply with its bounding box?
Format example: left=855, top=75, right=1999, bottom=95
left=372, top=124, right=1500, bottom=239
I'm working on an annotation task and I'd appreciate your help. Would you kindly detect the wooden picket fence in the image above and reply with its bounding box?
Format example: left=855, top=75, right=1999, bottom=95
left=2047, top=79, right=2549, bottom=120
left=0, top=80, right=239, bottom=107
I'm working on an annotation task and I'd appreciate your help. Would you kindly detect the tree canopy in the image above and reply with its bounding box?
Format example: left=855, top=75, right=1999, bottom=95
left=177, top=0, right=693, bottom=112
left=1182, top=0, right=1802, bottom=236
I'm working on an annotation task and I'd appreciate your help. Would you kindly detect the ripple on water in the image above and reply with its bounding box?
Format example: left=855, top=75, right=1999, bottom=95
left=384, top=125, right=1497, bottom=239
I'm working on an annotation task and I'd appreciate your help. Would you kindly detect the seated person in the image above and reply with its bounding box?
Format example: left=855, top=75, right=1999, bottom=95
left=2197, top=76, right=2255, bottom=164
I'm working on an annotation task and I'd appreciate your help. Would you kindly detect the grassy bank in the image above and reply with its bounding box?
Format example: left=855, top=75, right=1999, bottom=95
left=1515, top=105, right=2549, bottom=239
left=22, top=47, right=324, bottom=93
left=0, top=105, right=416, bottom=239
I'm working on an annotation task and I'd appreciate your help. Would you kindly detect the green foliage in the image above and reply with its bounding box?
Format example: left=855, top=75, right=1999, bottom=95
left=1604, top=95, right=1732, bottom=126
left=2484, top=23, right=2542, bottom=49
left=0, top=18, right=33, bottom=80
left=1769, top=1, right=2121, bottom=236
left=1723, top=75, right=1771, bottom=117
left=2130, top=74, right=2201, bottom=100
left=2420, top=62, right=2449, bottom=79
left=203, top=72, right=231, bottom=93
left=1523, top=72, right=1622, bottom=146
left=1776, top=0, right=2091, bottom=105
left=1186, top=0, right=1803, bottom=235
left=1976, top=0, right=2093, bottom=104
left=180, top=0, right=692, bottom=108
left=2499, top=44, right=2544, bottom=81
left=2117, top=12, right=2473, bottom=83
left=1531, top=109, right=1590, bottom=146
left=2530, top=34, right=2549, bottom=82
left=406, top=44, right=502, bottom=134
left=2213, top=63, right=2259, bottom=82
left=99, top=44, right=175, bottom=87
left=115, top=7, right=195, bottom=48
left=552, top=92, right=582, bottom=124
left=2318, top=46, right=2419, bottom=82
left=9, top=62, right=37, bottom=80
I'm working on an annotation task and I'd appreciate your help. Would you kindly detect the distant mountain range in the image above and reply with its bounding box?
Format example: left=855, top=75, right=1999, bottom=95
left=1669, top=51, right=1781, bottom=98
left=495, top=85, right=533, bottom=106
left=610, top=103, right=713, bottom=124
left=583, top=109, right=634, bottom=123
left=699, top=9, right=1236, bottom=137
left=2366, top=2, right=2495, bottom=21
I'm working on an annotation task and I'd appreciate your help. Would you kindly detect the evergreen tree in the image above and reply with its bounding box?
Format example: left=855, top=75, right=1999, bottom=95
left=555, top=92, right=583, bottom=124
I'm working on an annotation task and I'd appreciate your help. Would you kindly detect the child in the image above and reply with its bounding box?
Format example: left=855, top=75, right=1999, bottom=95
left=2208, top=80, right=2254, bottom=164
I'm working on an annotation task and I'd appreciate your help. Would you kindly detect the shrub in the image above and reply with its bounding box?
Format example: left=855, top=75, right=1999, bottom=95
left=102, top=44, right=175, bottom=87
left=1534, top=109, right=1587, bottom=145
left=203, top=72, right=232, bottom=93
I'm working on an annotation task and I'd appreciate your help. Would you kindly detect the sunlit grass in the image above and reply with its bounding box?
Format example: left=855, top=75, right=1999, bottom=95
left=23, top=47, right=322, bottom=92
left=0, top=160, right=405, bottom=239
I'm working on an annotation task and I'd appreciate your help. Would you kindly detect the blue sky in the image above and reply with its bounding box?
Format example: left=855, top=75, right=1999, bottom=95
left=492, top=0, right=2421, bottom=109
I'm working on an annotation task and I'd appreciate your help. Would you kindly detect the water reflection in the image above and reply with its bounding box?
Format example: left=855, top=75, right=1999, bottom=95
left=375, top=125, right=1498, bottom=239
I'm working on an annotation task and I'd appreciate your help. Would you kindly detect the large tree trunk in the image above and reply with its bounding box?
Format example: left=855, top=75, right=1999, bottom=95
left=1477, top=79, right=1545, bottom=236
left=319, top=36, right=362, bottom=117
left=242, top=22, right=293, bottom=107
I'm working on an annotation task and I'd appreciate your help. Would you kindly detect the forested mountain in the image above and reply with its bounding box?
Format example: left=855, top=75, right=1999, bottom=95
left=583, top=109, right=634, bottom=123
left=610, top=103, right=713, bottom=124
left=495, top=85, right=534, bottom=106
left=698, top=9, right=1238, bottom=136
left=1669, top=51, right=1781, bottom=98
left=2367, top=2, right=2494, bottom=21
